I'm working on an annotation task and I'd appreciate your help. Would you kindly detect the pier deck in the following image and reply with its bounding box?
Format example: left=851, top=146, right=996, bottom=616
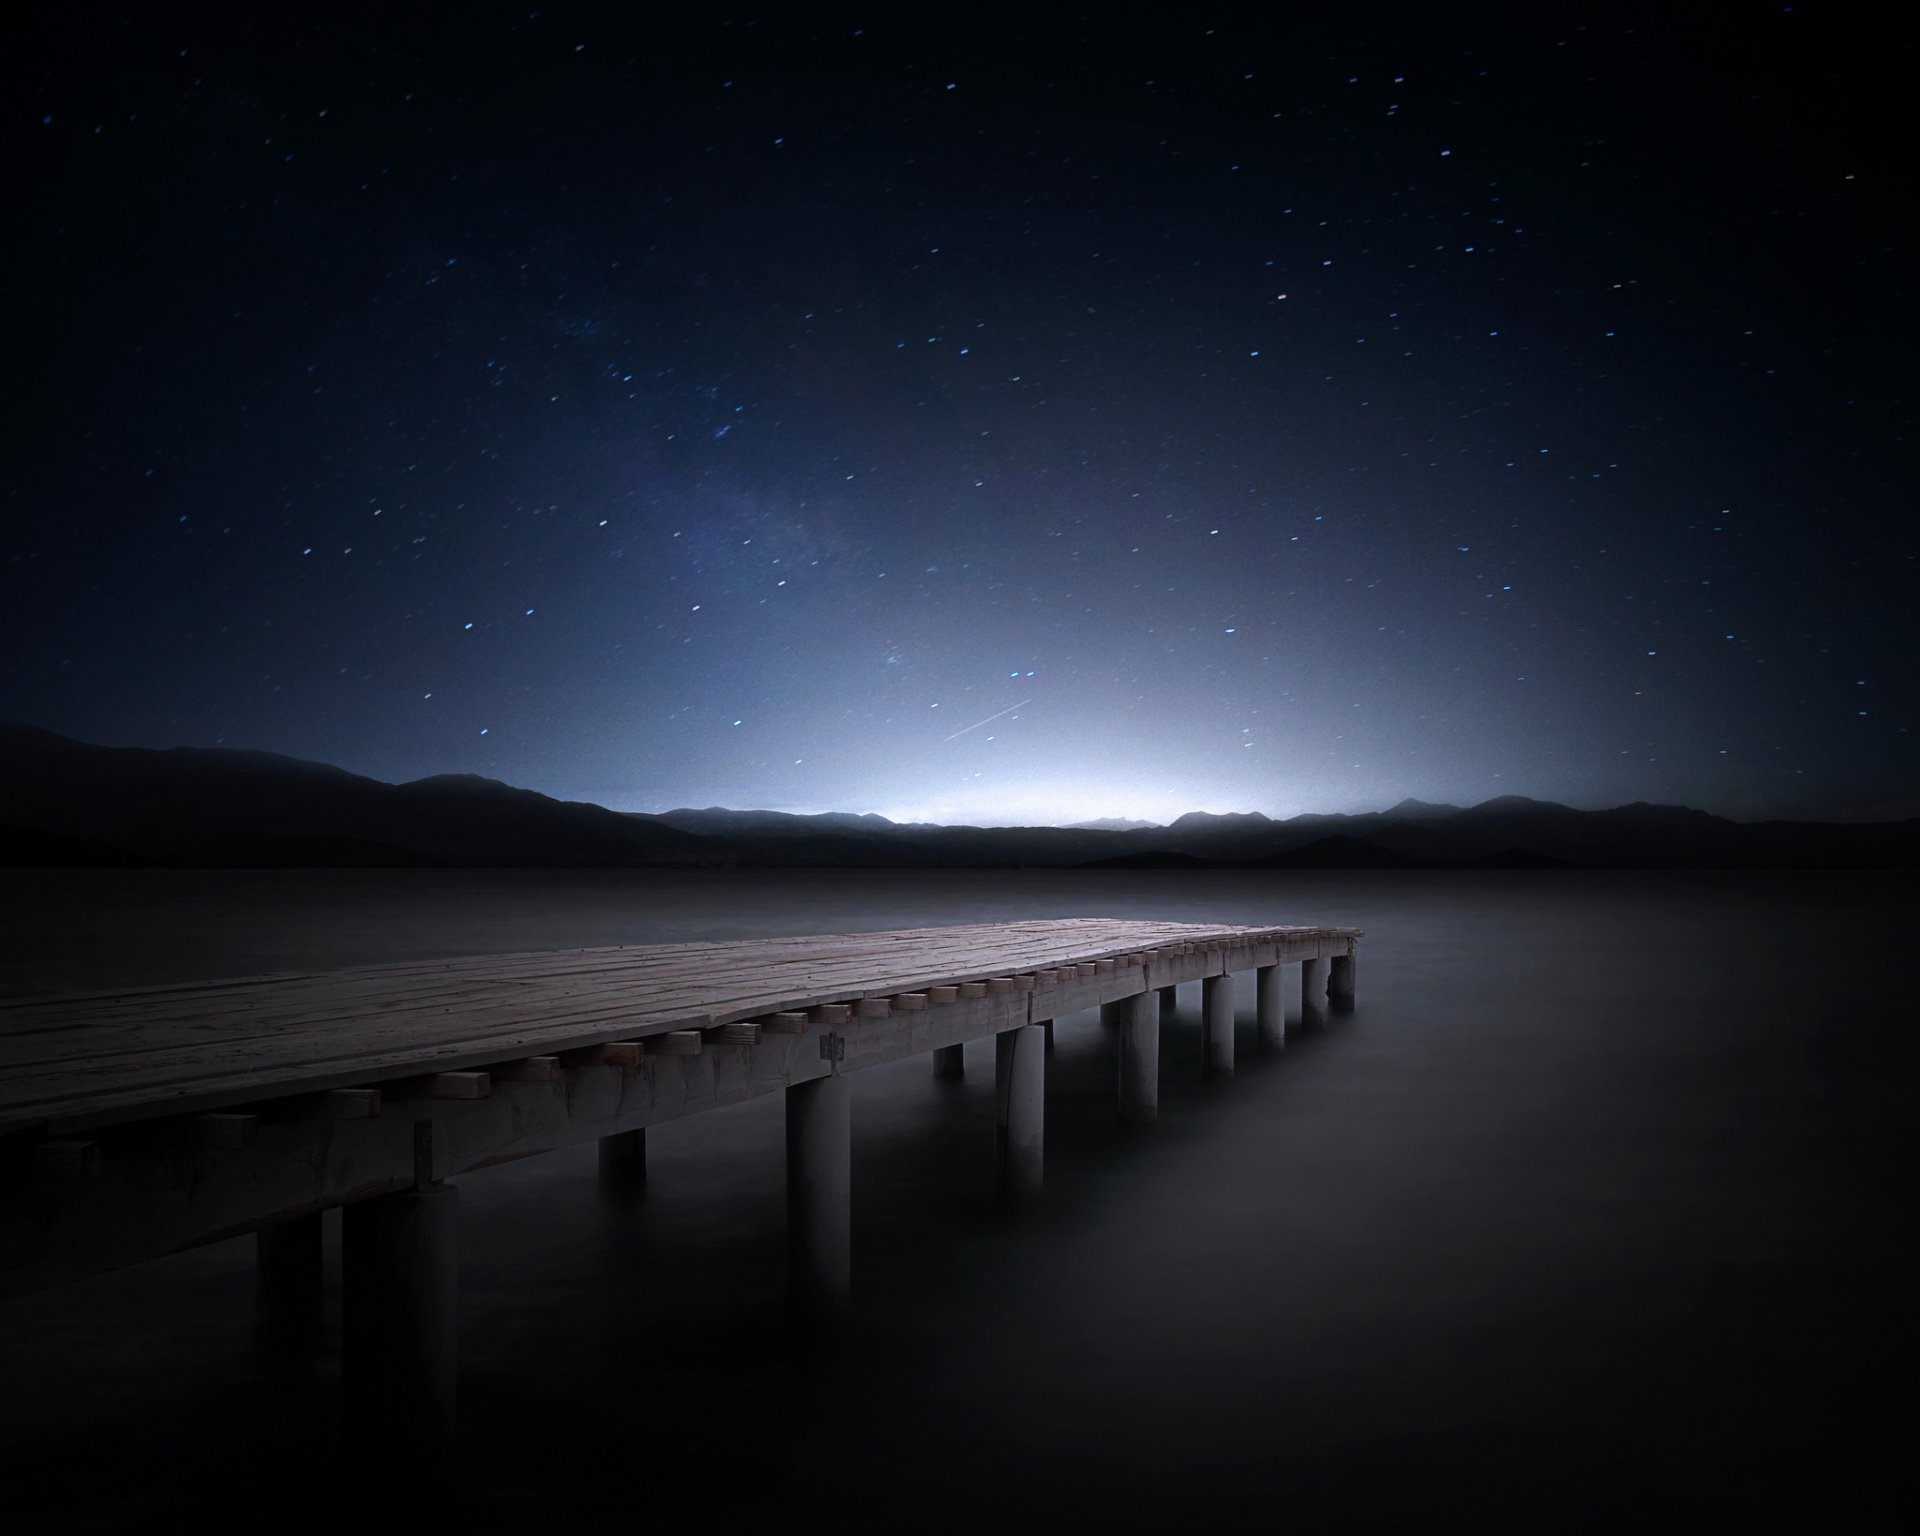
left=0, top=918, right=1357, bottom=1139
left=1, top=915, right=1360, bottom=1473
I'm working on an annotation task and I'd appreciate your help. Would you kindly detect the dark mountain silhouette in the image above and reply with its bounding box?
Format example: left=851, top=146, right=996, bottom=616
left=1248, top=835, right=1425, bottom=870
left=0, top=725, right=709, bottom=868
left=1168, top=810, right=1273, bottom=833
left=1066, top=817, right=1162, bottom=832
left=1079, top=849, right=1225, bottom=871
left=1467, top=847, right=1574, bottom=870
left=2, top=725, right=1913, bottom=870
left=1385, top=797, right=1463, bottom=820
left=655, top=807, right=926, bottom=837
left=0, top=822, right=155, bottom=868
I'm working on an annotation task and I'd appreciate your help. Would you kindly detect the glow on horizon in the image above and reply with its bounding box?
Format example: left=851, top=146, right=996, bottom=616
left=860, top=780, right=1314, bottom=829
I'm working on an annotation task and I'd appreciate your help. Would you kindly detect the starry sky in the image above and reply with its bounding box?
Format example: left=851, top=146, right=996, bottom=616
left=9, top=5, right=1914, bottom=825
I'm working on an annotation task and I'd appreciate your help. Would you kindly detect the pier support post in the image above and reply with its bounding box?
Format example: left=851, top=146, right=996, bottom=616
left=1302, top=957, right=1328, bottom=1031
left=786, top=1072, right=851, bottom=1313
left=1330, top=952, right=1356, bottom=1014
left=342, top=1183, right=459, bottom=1478
left=1256, top=964, right=1285, bottom=1052
left=255, top=1210, right=323, bottom=1354
left=995, top=1025, right=1046, bottom=1200
left=1202, top=974, right=1236, bottom=1078
left=932, top=1043, right=965, bottom=1079
left=1158, top=984, right=1178, bottom=1020
left=1119, top=990, right=1160, bottom=1128
left=1041, top=1018, right=1055, bottom=1050
left=598, top=1128, right=647, bottom=1200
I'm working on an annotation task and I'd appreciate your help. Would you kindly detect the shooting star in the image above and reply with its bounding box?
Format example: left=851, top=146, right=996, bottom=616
left=943, top=698, right=1031, bottom=742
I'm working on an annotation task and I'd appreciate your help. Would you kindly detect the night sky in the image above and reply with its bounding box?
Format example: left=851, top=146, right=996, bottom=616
left=10, top=6, right=1914, bottom=825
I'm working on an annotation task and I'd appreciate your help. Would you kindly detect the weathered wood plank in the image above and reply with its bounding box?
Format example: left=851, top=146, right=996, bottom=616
left=0, top=921, right=1361, bottom=1136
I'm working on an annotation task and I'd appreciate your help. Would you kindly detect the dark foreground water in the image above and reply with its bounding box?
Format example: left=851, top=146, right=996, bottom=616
left=1, top=869, right=1914, bottom=1533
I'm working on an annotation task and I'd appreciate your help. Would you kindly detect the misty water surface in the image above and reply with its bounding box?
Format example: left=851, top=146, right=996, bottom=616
left=0, top=869, right=1912, bottom=1532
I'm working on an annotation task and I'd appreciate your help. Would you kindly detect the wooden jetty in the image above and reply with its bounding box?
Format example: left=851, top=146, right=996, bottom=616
left=0, top=917, right=1359, bottom=1473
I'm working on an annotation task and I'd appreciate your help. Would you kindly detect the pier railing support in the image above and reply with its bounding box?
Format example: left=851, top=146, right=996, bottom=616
left=1330, top=952, right=1356, bottom=1014
left=1202, top=974, right=1236, bottom=1078
left=786, top=1071, right=851, bottom=1314
left=342, top=1181, right=459, bottom=1479
left=1119, top=990, right=1160, bottom=1128
left=597, top=1128, right=647, bottom=1201
left=995, top=1025, right=1045, bottom=1200
left=1301, top=957, right=1328, bottom=1031
left=1256, top=964, right=1285, bottom=1052
left=255, top=1210, right=323, bottom=1354
left=932, top=1043, right=965, bottom=1079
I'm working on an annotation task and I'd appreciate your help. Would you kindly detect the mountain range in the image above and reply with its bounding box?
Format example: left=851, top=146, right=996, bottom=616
left=1, top=725, right=1913, bottom=871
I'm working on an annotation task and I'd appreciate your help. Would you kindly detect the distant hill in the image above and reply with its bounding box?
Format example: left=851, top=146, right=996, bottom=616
left=1248, top=835, right=1424, bottom=870
left=0, top=725, right=709, bottom=868
left=2, top=725, right=1913, bottom=870
left=1066, top=817, right=1162, bottom=833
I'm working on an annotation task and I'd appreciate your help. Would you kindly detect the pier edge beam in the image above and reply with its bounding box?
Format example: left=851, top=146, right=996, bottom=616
left=995, top=1024, right=1046, bottom=1200
left=598, top=1128, right=647, bottom=1199
left=255, top=1209, right=323, bottom=1353
left=1118, top=989, right=1160, bottom=1128
left=932, top=1043, right=966, bottom=1079
left=1329, top=952, right=1357, bottom=1013
left=1256, top=964, right=1285, bottom=1052
left=1301, top=957, right=1329, bottom=1031
left=341, top=1182, right=459, bottom=1480
left=786, top=1070, right=851, bottom=1314
left=1202, top=974, right=1236, bottom=1079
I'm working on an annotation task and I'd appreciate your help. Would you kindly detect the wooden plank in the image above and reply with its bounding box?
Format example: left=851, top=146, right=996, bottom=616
left=30, top=1140, right=100, bottom=1182
left=391, top=1072, right=490, bottom=1101
left=562, top=1042, right=641, bottom=1069
left=712, top=1021, right=762, bottom=1046
left=0, top=919, right=1349, bottom=1029
left=760, top=1012, right=810, bottom=1034
left=644, top=1031, right=703, bottom=1057
left=188, top=1113, right=258, bottom=1151
left=492, top=1057, right=560, bottom=1083
left=0, top=921, right=1361, bottom=1135
left=1, top=918, right=1336, bottom=1037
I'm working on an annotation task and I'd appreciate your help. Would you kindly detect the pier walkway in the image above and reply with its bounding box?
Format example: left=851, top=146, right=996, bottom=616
left=0, top=916, right=1359, bottom=1470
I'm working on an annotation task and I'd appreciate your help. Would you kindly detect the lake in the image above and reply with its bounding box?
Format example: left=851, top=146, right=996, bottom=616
left=1, top=868, right=1912, bottom=1532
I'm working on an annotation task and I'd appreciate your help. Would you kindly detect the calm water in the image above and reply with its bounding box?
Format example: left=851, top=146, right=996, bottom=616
left=1, top=869, right=1914, bottom=1532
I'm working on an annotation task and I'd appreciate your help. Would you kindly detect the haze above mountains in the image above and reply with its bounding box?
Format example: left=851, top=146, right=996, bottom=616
left=1, top=725, right=1912, bottom=871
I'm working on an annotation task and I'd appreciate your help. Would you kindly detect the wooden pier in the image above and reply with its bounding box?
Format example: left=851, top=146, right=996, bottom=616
left=0, top=917, right=1359, bottom=1473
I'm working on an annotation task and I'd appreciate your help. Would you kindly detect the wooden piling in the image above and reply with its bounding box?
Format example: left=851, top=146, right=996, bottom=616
left=1302, top=956, right=1328, bottom=1030
left=597, top=1128, right=647, bottom=1200
left=786, top=1072, right=850, bottom=1313
left=1330, top=952, right=1356, bottom=1013
left=1202, top=973, right=1236, bottom=1078
left=932, top=1043, right=965, bottom=1079
left=1119, top=990, right=1160, bottom=1128
left=342, top=1182, right=458, bottom=1478
left=255, top=1210, right=322, bottom=1354
left=995, top=1025, right=1045, bottom=1199
left=1256, top=963, right=1285, bottom=1052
